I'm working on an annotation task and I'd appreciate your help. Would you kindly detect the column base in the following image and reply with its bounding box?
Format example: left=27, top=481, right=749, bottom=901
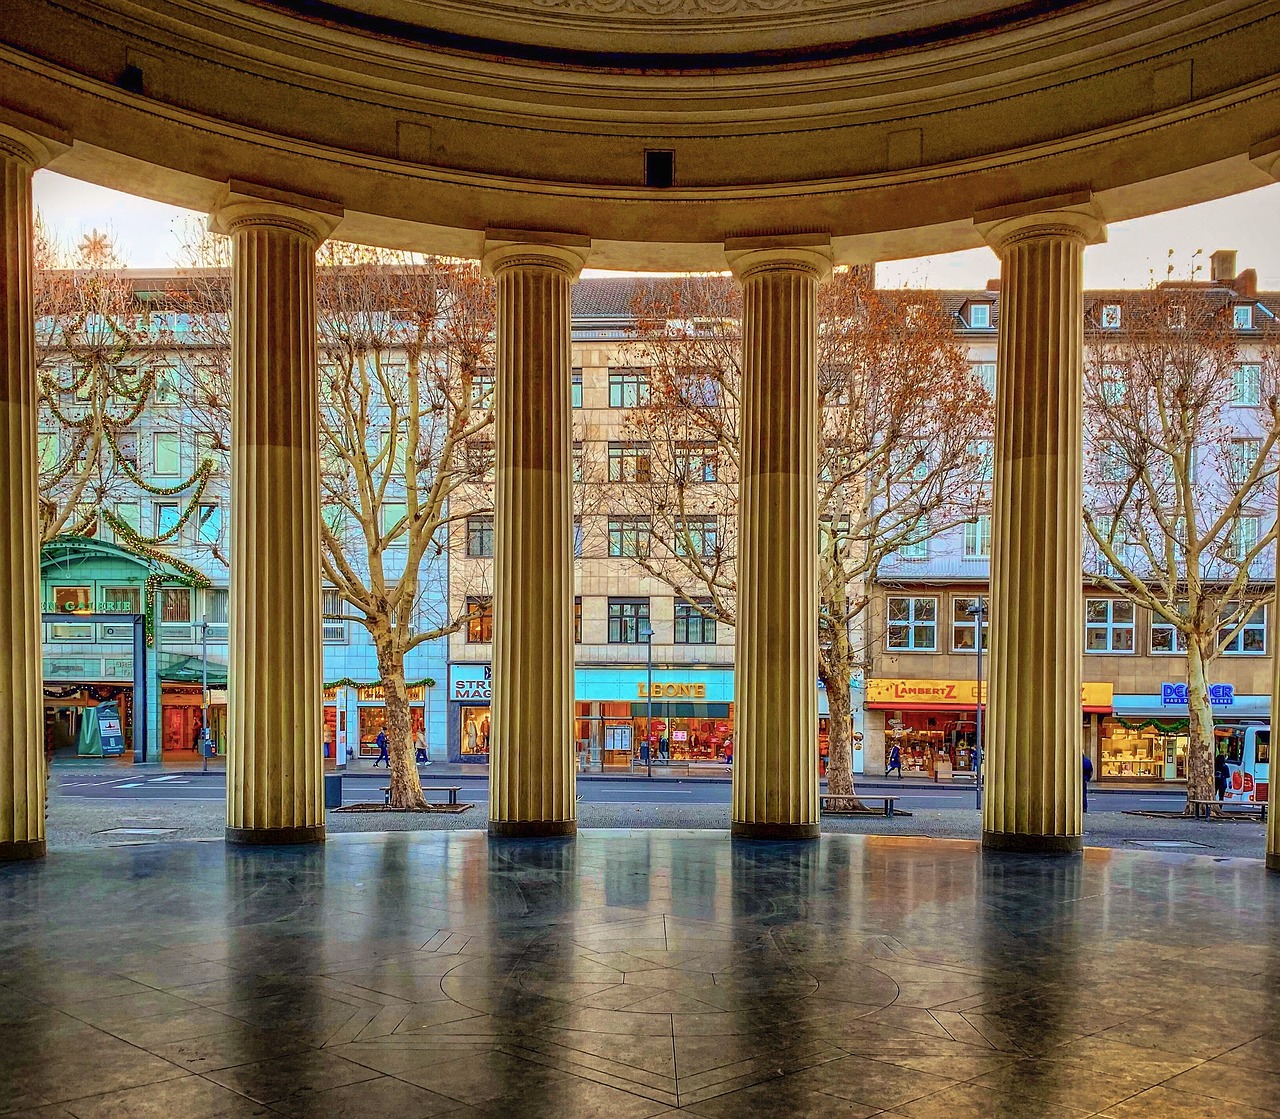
left=982, top=830, right=1082, bottom=855
left=1266, top=852, right=1280, bottom=872
left=225, top=824, right=325, bottom=846
left=488, top=819, right=577, bottom=838
left=731, top=821, right=821, bottom=841
left=0, top=838, right=46, bottom=861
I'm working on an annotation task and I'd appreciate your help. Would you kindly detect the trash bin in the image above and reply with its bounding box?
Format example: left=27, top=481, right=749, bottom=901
left=324, top=773, right=342, bottom=809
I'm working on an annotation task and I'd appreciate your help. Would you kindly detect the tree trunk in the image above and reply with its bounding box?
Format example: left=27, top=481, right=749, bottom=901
left=375, top=639, right=428, bottom=810
left=1184, top=639, right=1216, bottom=812
left=820, top=658, right=865, bottom=812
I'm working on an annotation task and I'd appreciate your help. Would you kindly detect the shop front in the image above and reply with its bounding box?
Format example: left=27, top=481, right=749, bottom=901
left=867, top=679, right=1113, bottom=777
left=1104, top=685, right=1267, bottom=782
left=352, top=683, right=428, bottom=759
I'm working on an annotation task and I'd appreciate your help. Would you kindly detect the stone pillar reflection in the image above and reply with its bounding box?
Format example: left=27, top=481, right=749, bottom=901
left=212, top=187, right=340, bottom=845
left=0, top=127, right=53, bottom=861
left=1269, top=576, right=1280, bottom=872
left=483, top=236, right=587, bottom=838
left=726, top=240, right=831, bottom=840
left=976, top=198, right=1104, bottom=854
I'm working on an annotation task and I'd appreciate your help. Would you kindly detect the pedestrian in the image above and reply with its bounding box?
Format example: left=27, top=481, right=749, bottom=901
left=191, top=724, right=202, bottom=754
left=659, top=735, right=669, bottom=763
left=1214, top=753, right=1229, bottom=802
left=374, top=728, right=389, bottom=768
left=886, top=743, right=903, bottom=779
left=1082, top=752, right=1093, bottom=813
left=415, top=729, right=431, bottom=765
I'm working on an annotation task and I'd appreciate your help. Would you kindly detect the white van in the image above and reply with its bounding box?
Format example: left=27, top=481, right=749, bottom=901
left=1219, top=723, right=1271, bottom=805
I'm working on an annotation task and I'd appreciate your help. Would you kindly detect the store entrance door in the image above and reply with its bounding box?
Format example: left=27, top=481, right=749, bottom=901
left=604, top=724, right=632, bottom=768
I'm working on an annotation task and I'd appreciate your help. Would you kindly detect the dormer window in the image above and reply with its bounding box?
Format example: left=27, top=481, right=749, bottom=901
left=968, top=302, right=991, bottom=329
left=1100, top=304, right=1121, bottom=330
left=1234, top=304, right=1255, bottom=330
left=1168, top=305, right=1186, bottom=330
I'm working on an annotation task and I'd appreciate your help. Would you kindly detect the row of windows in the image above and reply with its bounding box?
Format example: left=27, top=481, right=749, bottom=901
left=37, top=429, right=222, bottom=477
left=464, top=515, right=720, bottom=559
left=464, top=596, right=718, bottom=645
left=886, top=594, right=1267, bottom=655
left=1095, top=303, right=1263, bottom=331
left=1094, top=362, right=1264, bottom=408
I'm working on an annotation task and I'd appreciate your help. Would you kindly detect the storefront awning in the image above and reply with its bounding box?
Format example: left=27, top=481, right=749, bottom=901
left=158, top=653, right=227, bottom=686
left=1111, top=693, right=1268, bottom=720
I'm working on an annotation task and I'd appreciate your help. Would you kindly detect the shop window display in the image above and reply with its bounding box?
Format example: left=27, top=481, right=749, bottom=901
left=1100, top=718, right=1184, bottom=779
left=883, top=711, right=977, bottom=776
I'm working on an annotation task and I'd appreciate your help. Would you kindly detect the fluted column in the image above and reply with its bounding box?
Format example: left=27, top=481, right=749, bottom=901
left=211, top=186, right=340, bottom=845
left=483, top=235, right=588, bottom=838
left=726, top=239, right=831, bottom=840
left=1269, top=570, right=1280, bottom=872
left=976, top=197, right=1104, bottom=854
left=0, top=126, right=54, bottom=861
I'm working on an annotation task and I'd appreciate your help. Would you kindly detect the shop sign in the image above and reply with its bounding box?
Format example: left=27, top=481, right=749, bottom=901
left=868, top=679, right=1113, bottom=708
left=637, top=682, right=707, bottom=699
left=44, top=657, right=101, bottom=680
left=454, top=678, right=491, bottom=701
left=356, top=684, right=426, bottom=703
left=451, top=664, right=492, bottom=702
left=1161, top=682, right=1234, bottom=707
left=103, top=658, right=133, bottom=679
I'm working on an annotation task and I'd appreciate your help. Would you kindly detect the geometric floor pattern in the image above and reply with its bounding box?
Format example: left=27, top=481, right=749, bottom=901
left=1, top=831, right=1278, bottom=1118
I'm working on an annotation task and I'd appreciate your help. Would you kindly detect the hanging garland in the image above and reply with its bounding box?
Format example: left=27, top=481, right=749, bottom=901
left=324, top=676, right=438, bottom=691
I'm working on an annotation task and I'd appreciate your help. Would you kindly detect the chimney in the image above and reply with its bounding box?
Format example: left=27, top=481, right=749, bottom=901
left=1210, top=249, right=1238, bottom=283
left=1235, top=268, right=1258, bottom=298
left=985, top=278, right=1000, bottom=292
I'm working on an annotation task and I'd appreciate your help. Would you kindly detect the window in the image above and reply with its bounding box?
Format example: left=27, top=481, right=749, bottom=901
left=608, top=598, right=649, bottom=643
left=886, top=596, right=937, bottom=651
left=963, top=515, right=991, bottom=559
left=321, top=588, right=348, bottom=643
left=572, top=441, right=585, bottom=483
left=607, top=442, right=652, bottom=483
left=49, top=585, right=92, bottom=641
left=1097, top=364, right=1126, bottom=405
left=676, top=442, right=718, bottom=483
left=115, top=430, right=139, bottom=470
left=574, top=596, right=582, bottom=643
left=115, top=503, right=140, bottom=536
left=968, top=303, right=991, bottom=329
left=675, top=599, right=717, bottom=644
left=1099, top=441, right=1129, bottom=483
left=572, top=368, right=583, bottom=409
left=101, top=586, right=140, bottom=614
left=1085, top=598, right=1134, bottom=653
left=1150, top=608, right=1188, bottom=654
left=382, top=502, right=407, bottom=546
left=152, top=365, right=179, bottom=405
left=1233, top=515, right=1260, bottom=562
left=608, top=367, right=650, bottom=408
left=969, top=440, right=993, bottom=482
left=896, top=518, right=929, bottom=561
left=466, top=596, right=493, bottom=643
left=1232, top=363, right=1262, bottom=407
left=1100, top=303, right=1122, bottom=330
left=380, top=427, right=407, bottom=475
left=206, top=587, right=229, bottom=640
left=466, top=515, right=494, bottom=558
left=197, top=503, right=222, bottom=546
left=467, top=370, right=495, bottom=408
left=951, top=596, right=989, bottom=652
left=1221, top=605, right=1266, bottom=655
left=574, top=518, right=583, bottom=558
left=1168, top=304, right=1186, bottom=330
left=680, top=370, right=721, bottom=407
left=971, top=362, right=996, bottom=394
left=1233, top=304, right=1255, bottom=330
left=675, top=516, right=718, bottom=558
left=38, top=430, right=57, bottom=471
left=1228, top=439, right=1261, bottom=486
left=464, top=439, right=494, bottom=479
left=160, top=587, right=191, bottom=625
left=154, top=502, right=181, bottom=538
left=608, top=517, right=650, bottom=558
left=153, top=432, right=181, bottom=476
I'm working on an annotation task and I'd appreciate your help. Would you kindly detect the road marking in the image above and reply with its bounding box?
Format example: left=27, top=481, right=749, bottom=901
left=152, top=775, right=184, bottom=782
left=115, top=782, right=144, bottom=788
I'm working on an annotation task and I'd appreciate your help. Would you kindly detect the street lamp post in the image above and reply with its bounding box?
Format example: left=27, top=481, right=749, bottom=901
left=967, top=598, right=987, bottom=810
left=640, top=618, right=653, bottom=778
left=200, top=613, right=210, bottom=774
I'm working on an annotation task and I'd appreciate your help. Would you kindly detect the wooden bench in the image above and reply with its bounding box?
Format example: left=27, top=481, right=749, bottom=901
left=820, top=794, right=901, bottom=818
left=381, top=785, right=462, bottom=806
left=1188, top=798, right=1267, bottom=820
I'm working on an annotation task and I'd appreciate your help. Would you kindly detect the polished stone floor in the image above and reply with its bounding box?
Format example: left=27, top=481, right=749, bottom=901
left=1, top=833, right=1278, bottom=1119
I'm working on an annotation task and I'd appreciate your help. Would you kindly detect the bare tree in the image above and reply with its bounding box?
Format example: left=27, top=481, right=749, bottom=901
left=616, top=270, right=989, bottom=807
left=1083, top=270, right=1280, bottom=808
left=176, top=234, right=495, bottom=807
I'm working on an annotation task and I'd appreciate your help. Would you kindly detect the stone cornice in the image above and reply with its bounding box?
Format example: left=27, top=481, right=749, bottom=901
left=482, top=230, right=592, bottom=279
left=209, top=181, right=344, bottom=242
left=974, top=192, right=1107, bottom=252
left=725, top=234, right=834, bottom=283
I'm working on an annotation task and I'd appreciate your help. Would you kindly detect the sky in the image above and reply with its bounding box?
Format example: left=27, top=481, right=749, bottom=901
left=32, top=170, right=1280, bottom=291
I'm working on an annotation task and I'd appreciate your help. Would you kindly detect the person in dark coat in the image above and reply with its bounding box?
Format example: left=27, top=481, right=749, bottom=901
left=1082, top=752, right=1094, bottom=813
left=886, top=743, right=903, bottom=779
left=1214, top=753, right=1230, bottom=802
left=374, top=729, right=390, bottom=768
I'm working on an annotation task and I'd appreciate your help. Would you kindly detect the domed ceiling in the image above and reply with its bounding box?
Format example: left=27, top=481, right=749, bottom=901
left=253, top=0, right=1079, bottom=64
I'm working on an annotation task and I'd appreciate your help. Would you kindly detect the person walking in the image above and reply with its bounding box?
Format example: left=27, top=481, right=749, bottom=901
left=886, top=743, right=903, bottom=779
left=374, top=728, right=390, bottom=768
left=415, top=729, right=431, bottom=766
left=1082, top=752, right=1093, bottom=813
left=1214, top=752, right=1229, bottom=802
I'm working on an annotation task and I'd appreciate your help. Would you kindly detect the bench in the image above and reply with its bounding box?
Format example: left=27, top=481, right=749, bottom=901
left=1188, top=798, right=1267, bottom=820
left=820, top=794, right=901, bottom=818
left=381, top=785, right=462, bottom=806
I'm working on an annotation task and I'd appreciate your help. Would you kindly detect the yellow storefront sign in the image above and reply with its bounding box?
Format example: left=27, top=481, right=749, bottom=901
left=866, top=679, right=1113, bottom=708
left=637, top=682, right=707, bottom=699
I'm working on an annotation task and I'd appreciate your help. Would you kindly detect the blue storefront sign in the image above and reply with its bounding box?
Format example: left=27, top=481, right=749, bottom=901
left=1160, top=682, right=1235, bottom=708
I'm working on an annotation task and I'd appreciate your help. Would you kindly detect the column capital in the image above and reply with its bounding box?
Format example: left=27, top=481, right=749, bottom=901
left=724, top=234, right=833, bottom=284
left=0, top=110, right=70, bottom=169
left=1250, top=135, right=1280, bottom=181
left=482, top=229, right=591, bottom=280
left=974, top=192, right=1106, bottom=253
left=210, top=180, right=343, bottom=243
